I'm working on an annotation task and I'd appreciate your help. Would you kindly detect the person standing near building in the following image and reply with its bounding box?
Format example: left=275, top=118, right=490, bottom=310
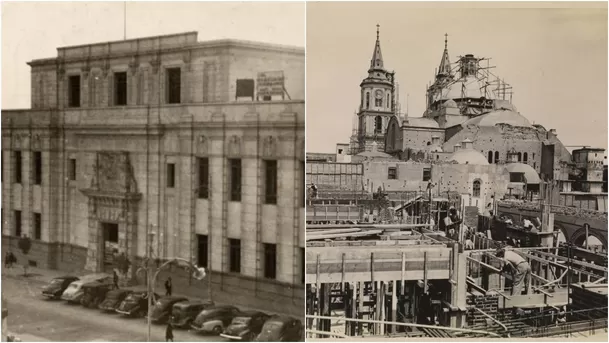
left=165, top=277, right=172, bottom=296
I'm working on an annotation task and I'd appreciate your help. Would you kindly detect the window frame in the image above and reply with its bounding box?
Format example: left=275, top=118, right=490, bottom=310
left=229, top=159, right=242, bottom=202
left=14, top=151, right=22, bottom=184
left=166, top=163, right=176, bottom=188
left=422, top=167, right=432, bottom=182
left=114, top=71, right=128, bottom=106
left=197, top=157, right=209, bottom=199
left=228, top=238, right=241, bottom=273
left=263, top=243, right=277, bottom=279
left=68, top=75, right=81, bottom=108
left=388, top=167, right=397, bottom=180
left=34, top=212, right=42, bottom=240
left=473, top=179, right=481, bottom=198
left=33, top=151, right=42, bottom=185
left=166, top=68, right=182, bottom=104
left=264, top=160, right=278, bottom=204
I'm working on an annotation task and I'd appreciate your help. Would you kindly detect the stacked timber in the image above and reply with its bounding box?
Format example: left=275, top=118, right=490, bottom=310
left=497, top=200, right=608, bottom=221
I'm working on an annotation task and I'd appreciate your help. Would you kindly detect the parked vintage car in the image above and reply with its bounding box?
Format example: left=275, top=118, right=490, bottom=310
left=220, top=311, right=270, bottom=341
left=61, top=273, right=112, bottom=304
left=190, top=305, right=240, bottom=335
left=115, top=289, right=159, bottom=317
left=149, top=295, right=188, bottom=324
left=80, top=281, right=116, bottom=308
left=254, top=315, right=303, bottom=342
left=169, top=300, right=215, bottom=329
left=41, top=276, right=79, bottom=300
left=98, top=288, right=132, bottom=312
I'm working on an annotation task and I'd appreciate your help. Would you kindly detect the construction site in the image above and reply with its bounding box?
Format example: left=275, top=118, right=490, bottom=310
left=305, top=186, right=608, bottom=340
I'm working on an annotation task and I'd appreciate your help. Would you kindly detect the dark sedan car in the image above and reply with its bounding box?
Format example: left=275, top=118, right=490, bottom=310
left=116, top=290, right=159, bottom=317
left=220, top=311, right=270, bottom=341
left=99, top=289, right=132, bottom=312
left=149, top=296, right=188, bottom=324
left=190, top=305, right=240, bottom=334
left=169, top=300, right=215, bottom=329
left=41, top=276, right=79, bottom=300
left=80, top=281, right=115, bottom=308
left=254, top=315, right=303, bottom=342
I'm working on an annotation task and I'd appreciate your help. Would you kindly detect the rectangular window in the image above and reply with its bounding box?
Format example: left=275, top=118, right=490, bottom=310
left=197, top=234, right=208, bottom=268
left=263, top=243, right=277, bottom=279
left=68, top=75, right=81, bottom=107
left=235, top=79, right=255, bottom=100
left=14, top=210, right=21, bottom=237
left=264, top=160, right=278, bottom=204
left=33, top=151, right=42, bottom=185
left=197, top=158, right=209, bottom=199
left=166, top=163, right=175, bottom=188
left=166, top=68, right=181, bottom=104
left=229, top=159, right=242, bottom=202
left=423, top=167, right=431, bottom=182
left=69, top=158, right=77, bottom=181
left=34, top=212, right=41, bottom=240
left=229, top=239, right=241, bottom=273
left=262, top=95, right=272, bottom=101
left=14, top=151, right=22, bottom=184
left=114, top=72, right=127, bottom=106
left=301, top=247, right=305, bottom=284
left=388, top=167, right=397, bottom=180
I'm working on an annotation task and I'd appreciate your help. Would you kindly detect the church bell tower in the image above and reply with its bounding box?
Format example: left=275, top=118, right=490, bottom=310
left=353, top=25, right=396, bottom=154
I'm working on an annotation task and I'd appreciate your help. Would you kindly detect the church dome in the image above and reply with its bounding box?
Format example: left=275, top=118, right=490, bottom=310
left=449, top=148, right=489, bottom=165
left=461, top=109, right=533, bottom=128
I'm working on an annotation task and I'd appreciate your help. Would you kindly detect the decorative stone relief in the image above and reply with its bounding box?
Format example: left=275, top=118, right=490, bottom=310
left=227, top=135, right=242, bottom=157
left=198, top=135, right=209, bottom=155
left=129, top=55, right=139, bottom=76
left=262, top=136, right=277, bottom=158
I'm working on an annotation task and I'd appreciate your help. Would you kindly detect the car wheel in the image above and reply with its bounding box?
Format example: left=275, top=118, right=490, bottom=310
left=212, top=326, right=222, bottom=335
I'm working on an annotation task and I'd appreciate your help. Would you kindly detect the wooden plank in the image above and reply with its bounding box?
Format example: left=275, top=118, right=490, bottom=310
left=309, top=269, right=450, bottom=283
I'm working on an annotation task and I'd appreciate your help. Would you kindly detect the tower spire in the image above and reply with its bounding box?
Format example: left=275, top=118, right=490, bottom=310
left=370, top=24, right=384, bottom=70
left=437, top=33, right=451, bottom=77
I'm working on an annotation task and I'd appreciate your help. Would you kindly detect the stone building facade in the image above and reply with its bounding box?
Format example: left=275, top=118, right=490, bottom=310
left=2, top=32, right=305, bottom=315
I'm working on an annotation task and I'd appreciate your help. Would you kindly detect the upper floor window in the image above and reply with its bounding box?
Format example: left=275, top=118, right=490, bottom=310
left=365, top=92, right=370, bottom=109
left=166, top=163, right=175, bottom=188
left=229, top=159, right=242, bottom=202
left=473, top=179, right=481, bottom=197
left=387, top=94, right=391, bottom=109
left=523, top=152, right=528, bottom=163
left=236, top=79, right=255, bottom=101
left=375, top=116, right=383, bottom=134
left=487, top=151, right=493, bottom=164
left=68, top=75, right=81, bottom=108
left=33, top=151, right=42, bottom=185
left=388, top=167, right=397, bottom=180
left=197, top=158, right=209, bottom=199
left=14, top=151, right=22, bottom=184
left=264, top=160, right=278, bottom=204
left=494, top=151, right=499, bottom=164
left=423, top=167, right=431, bottom=182
left=114, top=72, right=127, bottom=106
left=69, top=158, right=77, bottom=181
left=375, top=98, right=383, bottom=107
left=517, top=152, right=522, bottom=162
left=166, top=68, right=181, bottom=104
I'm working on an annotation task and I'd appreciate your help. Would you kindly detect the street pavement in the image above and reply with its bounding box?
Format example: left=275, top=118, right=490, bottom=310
left=2, top=274, right=229, bottom=342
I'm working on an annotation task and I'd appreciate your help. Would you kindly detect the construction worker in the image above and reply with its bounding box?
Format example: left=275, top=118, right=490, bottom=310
left=495, top=247, right=531, bottom=296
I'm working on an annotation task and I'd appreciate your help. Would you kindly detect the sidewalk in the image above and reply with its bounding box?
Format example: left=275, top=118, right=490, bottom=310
left=1, top=265, right=281, bottom=316
left=6, top=331, right=50, bottom=342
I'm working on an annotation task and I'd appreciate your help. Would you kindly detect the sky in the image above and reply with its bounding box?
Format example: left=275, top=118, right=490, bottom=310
left=307, top=2, right=608, bottom=153
left=1, top=1, right=305, bottom=109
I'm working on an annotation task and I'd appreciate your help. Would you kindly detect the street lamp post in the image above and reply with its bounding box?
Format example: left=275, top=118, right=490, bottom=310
left=138, top=257, right=206, bottom=342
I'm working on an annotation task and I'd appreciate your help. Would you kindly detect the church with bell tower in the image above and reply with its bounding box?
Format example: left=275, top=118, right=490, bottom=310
left=350, top=25, right=396, bottom=154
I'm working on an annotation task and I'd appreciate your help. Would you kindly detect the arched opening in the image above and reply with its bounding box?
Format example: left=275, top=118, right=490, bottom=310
left=523, top=152, right=528, bottom=163
left=517, top=152, right=522, bottom=162
left=366, top=92, right=370, bottom=109
left=375, top=116, right=383, bottom=134
left=472, top=179, right=481, bottom=197
left=487, top=151, right=493, bottom=163
left=494, top=151, right=499, bottom=164
left=387, top=94, right=390, bottom=109
left=375, top=97, right=383, bottom=108
left=427, top=141, right=431, bottom=146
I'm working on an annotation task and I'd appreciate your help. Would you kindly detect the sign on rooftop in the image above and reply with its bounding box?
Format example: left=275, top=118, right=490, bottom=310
left=257, top=71, right=285, bottom=100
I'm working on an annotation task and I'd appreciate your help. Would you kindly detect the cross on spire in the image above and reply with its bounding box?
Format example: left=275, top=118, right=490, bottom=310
left=377, top=24, right=380, bottom=40
left=444, top=33, right=448, bottom=49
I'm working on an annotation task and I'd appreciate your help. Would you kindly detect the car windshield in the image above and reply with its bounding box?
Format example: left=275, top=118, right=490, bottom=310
left=232, top=317, right=251, bottom=325
left=50, top=279, right=64, bottom=286
left=259, top=322, right=284, bottom=338
left=67, top=283, right=79, bottom=290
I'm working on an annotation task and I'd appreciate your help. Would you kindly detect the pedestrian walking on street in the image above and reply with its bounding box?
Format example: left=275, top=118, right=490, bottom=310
left=165, top=277, right=172, bottom=296
left=113, top=270, right=119, bottom=289
left=165, top=321, right=174, bottom=342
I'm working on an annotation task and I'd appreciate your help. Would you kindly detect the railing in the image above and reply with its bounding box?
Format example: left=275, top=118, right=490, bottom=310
left=305, top=315, right=503, bottom=338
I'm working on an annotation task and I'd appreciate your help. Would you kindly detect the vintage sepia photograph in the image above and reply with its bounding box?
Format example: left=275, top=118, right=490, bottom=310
left=1, top=2, right=305, bottom=342
left=305, top=2, right=608, bottom=341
